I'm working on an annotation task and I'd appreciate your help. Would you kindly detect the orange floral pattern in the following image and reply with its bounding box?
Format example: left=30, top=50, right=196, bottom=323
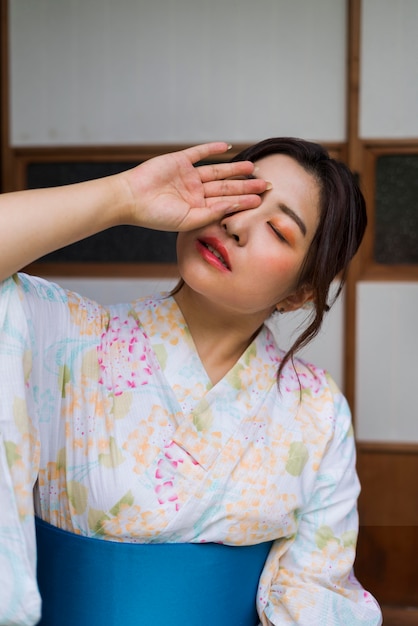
left=0, top=274, right=382, bottom=625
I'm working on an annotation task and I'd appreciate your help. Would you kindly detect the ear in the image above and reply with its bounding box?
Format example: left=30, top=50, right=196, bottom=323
left=275, top=285, right=314, bottom=314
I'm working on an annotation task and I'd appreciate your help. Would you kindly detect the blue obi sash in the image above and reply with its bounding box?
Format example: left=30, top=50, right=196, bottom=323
left=35, top=517, right=272, bottom=626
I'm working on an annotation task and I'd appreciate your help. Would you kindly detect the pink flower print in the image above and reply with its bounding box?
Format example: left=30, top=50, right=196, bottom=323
left=97, top=318, right=155, bottom=393
left=155, top=456, right=177, bottom=480
left=129, top=340, right=137, bottom=354
left=163, top=441, right=186, bottom=464
left=362, top=591, right=375, bottom=604
left=155, top=481, right=178, bottom=504
left=153, top=445, right=186, bottom=510
left=265, top=339, right=281, bottom=364
left=163, top=441, right=199, bottom=466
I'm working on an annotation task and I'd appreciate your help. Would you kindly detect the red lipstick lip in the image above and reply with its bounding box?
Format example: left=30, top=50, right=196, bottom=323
left=196, top=236, right=231, bottom=271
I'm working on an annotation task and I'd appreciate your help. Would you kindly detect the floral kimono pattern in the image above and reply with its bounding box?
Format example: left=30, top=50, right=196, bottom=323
left=0, top=273, right=382, bottom=625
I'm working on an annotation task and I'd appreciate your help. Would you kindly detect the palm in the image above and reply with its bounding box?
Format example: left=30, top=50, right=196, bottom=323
left=125, top=142, right=267, bottom=232
left=135, top=151, right=207, bottom=230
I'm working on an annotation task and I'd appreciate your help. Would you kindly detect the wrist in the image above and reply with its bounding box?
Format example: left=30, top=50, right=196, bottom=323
left=111, top=167, right=144, bottom=227
left=89, top=172, right=136, bottom=229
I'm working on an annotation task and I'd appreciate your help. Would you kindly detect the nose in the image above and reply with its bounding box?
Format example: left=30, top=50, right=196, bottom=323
left=221, top=212, right=249, bottom=245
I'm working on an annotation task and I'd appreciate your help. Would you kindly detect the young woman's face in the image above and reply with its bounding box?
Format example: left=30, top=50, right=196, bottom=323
left=176, top=154, right=320, bottom=319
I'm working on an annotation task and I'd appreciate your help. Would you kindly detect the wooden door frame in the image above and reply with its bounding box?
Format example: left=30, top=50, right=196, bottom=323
left=0, top=0, right=12, bottom=193
left=345, top=0, right=363, bottom=413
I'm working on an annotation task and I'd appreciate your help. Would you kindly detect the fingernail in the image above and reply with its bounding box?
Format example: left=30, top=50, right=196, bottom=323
left=227, top=144, right=232, bottom=150
left=265, top=182, right=273, bottom=190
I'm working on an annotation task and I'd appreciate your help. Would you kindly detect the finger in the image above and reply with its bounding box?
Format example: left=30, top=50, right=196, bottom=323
left=205, top=194, right=263, bottom=212
left=180, top=142, right=232, bottom=164
left=197, top=160, right=256, bottom=183
left=203, top=177, right=269, bottom=198
left=177, top=198, right=262, bottom=231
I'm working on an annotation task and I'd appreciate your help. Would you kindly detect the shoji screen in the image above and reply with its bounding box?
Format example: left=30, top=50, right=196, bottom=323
left=357, top=0, right=418, bottom=442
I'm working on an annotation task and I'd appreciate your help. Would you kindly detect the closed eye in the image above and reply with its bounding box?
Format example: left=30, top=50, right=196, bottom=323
left=269, top=222, right=288, bottom=244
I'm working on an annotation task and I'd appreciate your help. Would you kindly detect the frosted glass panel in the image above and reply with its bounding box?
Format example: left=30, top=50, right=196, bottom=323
left=267, top=285, right=344, bottom=390
left=361, top=0, right=418, bottom=138
left=374, top=154, right=418, bottom=265
left=9, top=0, right=346, bottom=145
left=356, top=282, right=418, bottom=442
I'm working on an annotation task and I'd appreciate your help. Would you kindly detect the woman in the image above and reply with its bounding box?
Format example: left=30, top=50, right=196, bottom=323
left=0, top=140, right=382, bottom=625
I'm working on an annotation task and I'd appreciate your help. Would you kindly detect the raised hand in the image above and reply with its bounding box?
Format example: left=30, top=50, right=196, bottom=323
left=0, top=142, right=268, bottom=280
left=122, top=142, right=268, bottom=232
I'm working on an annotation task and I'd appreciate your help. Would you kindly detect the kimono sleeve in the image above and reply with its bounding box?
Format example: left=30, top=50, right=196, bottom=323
left=0, top=276, right=41, bottom=625
left=258, top=388, right=382, bottom=626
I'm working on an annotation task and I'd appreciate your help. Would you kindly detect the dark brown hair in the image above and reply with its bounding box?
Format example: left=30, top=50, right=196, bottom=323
left=231, top=137, right=367, bottom=380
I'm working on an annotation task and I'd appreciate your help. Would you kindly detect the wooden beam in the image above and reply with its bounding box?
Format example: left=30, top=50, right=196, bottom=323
left=0, top=0, right=12, bottom=192
left=346, top=0, right=362, bottom=172
left=344, top=0, right=363, bottom=417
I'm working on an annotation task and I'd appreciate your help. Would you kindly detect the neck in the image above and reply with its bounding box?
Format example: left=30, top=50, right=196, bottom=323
left=173, top=285, right=267, bottom=385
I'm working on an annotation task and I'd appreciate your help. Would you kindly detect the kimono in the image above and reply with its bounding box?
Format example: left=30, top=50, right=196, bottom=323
left=0, top=273, right=382, bottom=625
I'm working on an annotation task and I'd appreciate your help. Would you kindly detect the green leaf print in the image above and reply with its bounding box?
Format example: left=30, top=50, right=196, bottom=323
left=225, top=344, right=256, bottom=388
left=341, top=530, right=357, bottom=547
left=192, top=399, right=214, bottom=432
left=285, top=441, right=309, bottom=476
left=243, top=343, right=257, bottom=365
left=81, top=348, right=100, bottom=380
left=154, top=344, right=168, bottom=370
left=110, top=490, right=134, bottom=517
left=67, top=480, right=88, bottom=515
left=13, top=397, right=29, bottom=433
left=22, top=350, right=32, bottom=383
left=4, top=441, right=21, bottom=467
left=56, top=447, right=66, bottom=470
left=98, top=436, right=125, bottom=468
left=58, top=364, right=71, bottom=398
left=112, top=392, right=133, bottom=420
left=315, top=525, right=337, bottom=550
left=88, top=507, right=110, bottom=535
left=225, top=363, right=244, bottom=390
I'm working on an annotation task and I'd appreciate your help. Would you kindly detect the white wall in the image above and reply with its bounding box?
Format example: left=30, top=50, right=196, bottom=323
left=9, top=0, right=347, bottom=145
left=268, top=290, right=344, bottom=389
left=356, top=282, right=418, bottom=442
left=360, top=0, right=418, bottom=139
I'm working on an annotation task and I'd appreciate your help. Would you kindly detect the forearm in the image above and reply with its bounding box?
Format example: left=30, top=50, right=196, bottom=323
left=0, top=142, right=267, bottom=281
left=0, top=174, right=127, bottom=280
